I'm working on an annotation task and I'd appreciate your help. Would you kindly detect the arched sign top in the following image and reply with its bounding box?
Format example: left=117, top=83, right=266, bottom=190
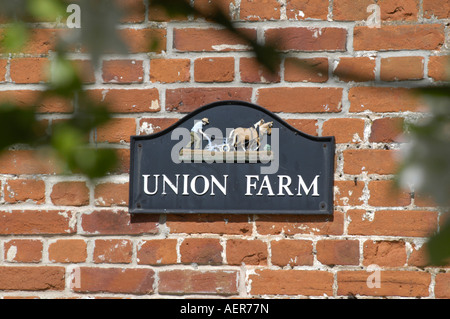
left=129, top=100, right=335, bottom=215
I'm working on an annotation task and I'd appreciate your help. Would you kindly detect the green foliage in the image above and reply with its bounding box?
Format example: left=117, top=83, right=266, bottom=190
left=1, top=22, right=29, bottom=52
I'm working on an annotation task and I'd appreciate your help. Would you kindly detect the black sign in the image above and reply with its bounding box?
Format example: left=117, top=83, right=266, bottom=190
left=129, top=101, right=335, bottom=215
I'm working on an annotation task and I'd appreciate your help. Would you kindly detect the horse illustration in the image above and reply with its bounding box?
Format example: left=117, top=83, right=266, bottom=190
left=228, top=120, right=273, bottom=151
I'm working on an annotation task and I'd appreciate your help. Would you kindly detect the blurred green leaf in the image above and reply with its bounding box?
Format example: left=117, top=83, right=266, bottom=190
left=427, top=221, right=450, bottom=266
left=1, top=22, right=28, bottom=52
left=27, top=0, right=66, bottom=22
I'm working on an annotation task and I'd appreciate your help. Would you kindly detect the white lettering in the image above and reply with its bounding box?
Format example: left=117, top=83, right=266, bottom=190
left=278, top=175, right=293, bottom=196
left=210, top=175, right=228, bottom=195
left=162, top=174, right=179, bottom=195
left=190, top=175, right=210, bottom=196
left=256, top=175, right=275, bottom=196
left=297, top=175, right=320, bottom=196
left=143, top=174, right=159, bottom=195
left=245, top=175, right=259, bottom=196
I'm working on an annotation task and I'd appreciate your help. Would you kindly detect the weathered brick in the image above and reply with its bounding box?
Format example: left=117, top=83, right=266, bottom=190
left=138, top=118, right=179, bottom=135
left=265, top=27, right=347, bottom=51
left=354, top=25, right=444, bottom=51
left=51, top=181, right=90, bottom=206
left=195, top=57, right=234, bottom=82
left=428, top=56, right=450, bottom=81
left=71, top=60, right=96, bottom=84
left=0, top=150, right=61, bottom=175
left=286, top=0, right=329, bottom=20
left=435, top=273, right=450, bottom=298
left=337, top=270, right=430, bottom=297
left=159, top=270, right=238, bottom=295
left=102, top=59, right=144, bottom=83
left=10, top=58, right=49, bottom=83
left=166, top=214, right=252, bottom=235
left=349, top=87, right=425, bottom=113
left=80, top=210, right=158, bottom=235
left=0, top=28, right=61, bottom=54
left=0, top=90, right=73, bottom=113
left=180, top=238, right=223, bottom=265
left=4, top=179, right=45, bottom=204
left=343, top=149, right=399, bottom=175
left=368, top=180, right=411, bottom=207
left=173, top=28, right=256, bottom=51
left=116, top=0, right=146, bottom=23
left=333, top=0, right=374, bottom=21
left=379, top=0, right=419, bottom=21
left=120, top=28, right=167, bottom=53
left=0, top=59, right=7, bottom=82
left=240, top=0, right=281, bottom=21
left=137, top=239, right=178, bottom=265
left=0, top=266, right=65, bottom=291
left=271, top=240, right=313, bottom=267
left=285, top=119, right=318, bottom=136
left=4, top=240, right=43, bottom=263
left=316, top=239, right=360, bottom=266
left=333, top=57, right=375, bottom=82
left=363, top=240, right=407, bottom=267
left=96, top=118, right=136, bottom=143
left=334, top=180, right=365, bottom=207
left=369, top=117, right=405, bottom=143
left=94, top=239, right=132, bottom=264
left=347, top=209, right=438, bottom=237
left=240, top=57, right=280, bottom=83
left=94, top=182, right=129, bottom=207
left=322, top=118, right=365, bottom=143
left=256, top=211, right=344, bottom=236
left=257, top=87, right=342, bottom=113
left=380, top=56, right=424, bottom=81
left=284, top=57, right=328, bottom=83
left=423, top=0, right=450, bottom=19
left=87, top=89, right=160, bottom=113
left=226, top=239, right=267, bottom=265
left=73, top=267, right=155, bottom=294
left=408, top=242, right=430, bottom=267
left=150, top=59, right=190, bottom=83
left=48, top=239, right=87, bottom=263
left=193, top=0, right=234, bottom=19
left=249, top=270, right=334, bottom=296
left=0, top=210, right=75, bottom=235
left=166, top=87, right=252, bottom=113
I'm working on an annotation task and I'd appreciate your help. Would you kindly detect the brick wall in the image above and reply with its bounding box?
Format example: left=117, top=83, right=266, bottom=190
left=0, top=0, right=449, bottom=298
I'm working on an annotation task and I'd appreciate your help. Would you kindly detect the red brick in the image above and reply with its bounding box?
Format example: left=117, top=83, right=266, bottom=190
left=116, top=0, right=146, bottom=23
left=285, top=119, right=318, bottom=136
left=0, top=266, right=65, bottom=291
left=368, top=180, right=411, bottom=207
left=370, top=117, right=404, bottom=143
left=80, top=210, right=158, bottom=235
left=363, top=240, right=407, bottom=267
left=333, top=0, right=374, bottom=21
left=257, top=87, right=342, bottom=113
left=180, top=238, right=223, bottom=265
left=148, top=0, right=189, bottom=21
left=96, top=118, right=136, bottom=143
left=87, top=89, right=160, bottom=113
left=137, top=239, right=178, bottom=265
left=0, top=28, right=61, bottom=54
left=343, top=149, right=399, bottom=175
left=166, top=87, right=252, bottom=113
left=334, top=180, right=365, bottom=206
left=347, top=209, right=438, bottom=237
left=4, top=240, right=43, bottom=263
left=408, top=242, right=430, bottom=267
left=240, top=57, right=280, bottom=83
left=51, top=181, right=90, bottom=206
left=94, top=239, right=132, bottom=264
left=333, top=57, right=375, bottom=82
left=4, top=179, right=45, bottom=204
left=102, top=59, right=143, bottom=83
left=428, top=56, right=450, bottom=81
left=10, top=58, right=49, bottom=83
left=349, top=87, right=425, bottom=113
left=114, top=149, right=131, bottom=175
left=0, top=59, right=7, bottom=82
left=173, top=28, right=256, bottom=51
left=435, top=273, right=450, bottom=298
left=71, top=60, right=96, bottom=84
left=193, top=0, right=234, bottom=20
left=284, top=57, right=328, bottom=83
left=249, top=269, right=334, bottom=296
left=226, top=239, right=267, bottom=265
left=0, top=210, right=75, bottom=235
left=120, top=28, right=166, bottom=53
left=73, top=267, right=154, bottom=294
left=138, top=118, right=179, bottom=135
left=322, top=118, right=365, bottom=143
left=240, top=0, right=281, bottom=21
left=354, top=25, right=444, bottom=51
left=337, top=270, right=430, bottom=297
left=0, top=90, right=73, bottom=113
left=317, top=240, right=360, bottom=266
left=265, top=27, right=347, bottom=51
left=94, top=182, right=129, bottom=207
left=48, top=239, right=87, bottom=263
left=271, top=240, right=313, bottom=267
left=286, top=0, right=329, bottom=20
left=256, top=211, right=344, bottom=236
left=380, top=56, right=424, bottom=81
left=159, top=270, right=238, bottom=295
left=423, top=0, right=450, bottom=19
left=379, top=0, right=419, bottom=21
left=150, top=59, right=190, bottom=83
left=166, top=214, right=252, bottom=235
left=0, top=150, right=61, bottom=175
left=195, top=57, right=234, bottom=82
